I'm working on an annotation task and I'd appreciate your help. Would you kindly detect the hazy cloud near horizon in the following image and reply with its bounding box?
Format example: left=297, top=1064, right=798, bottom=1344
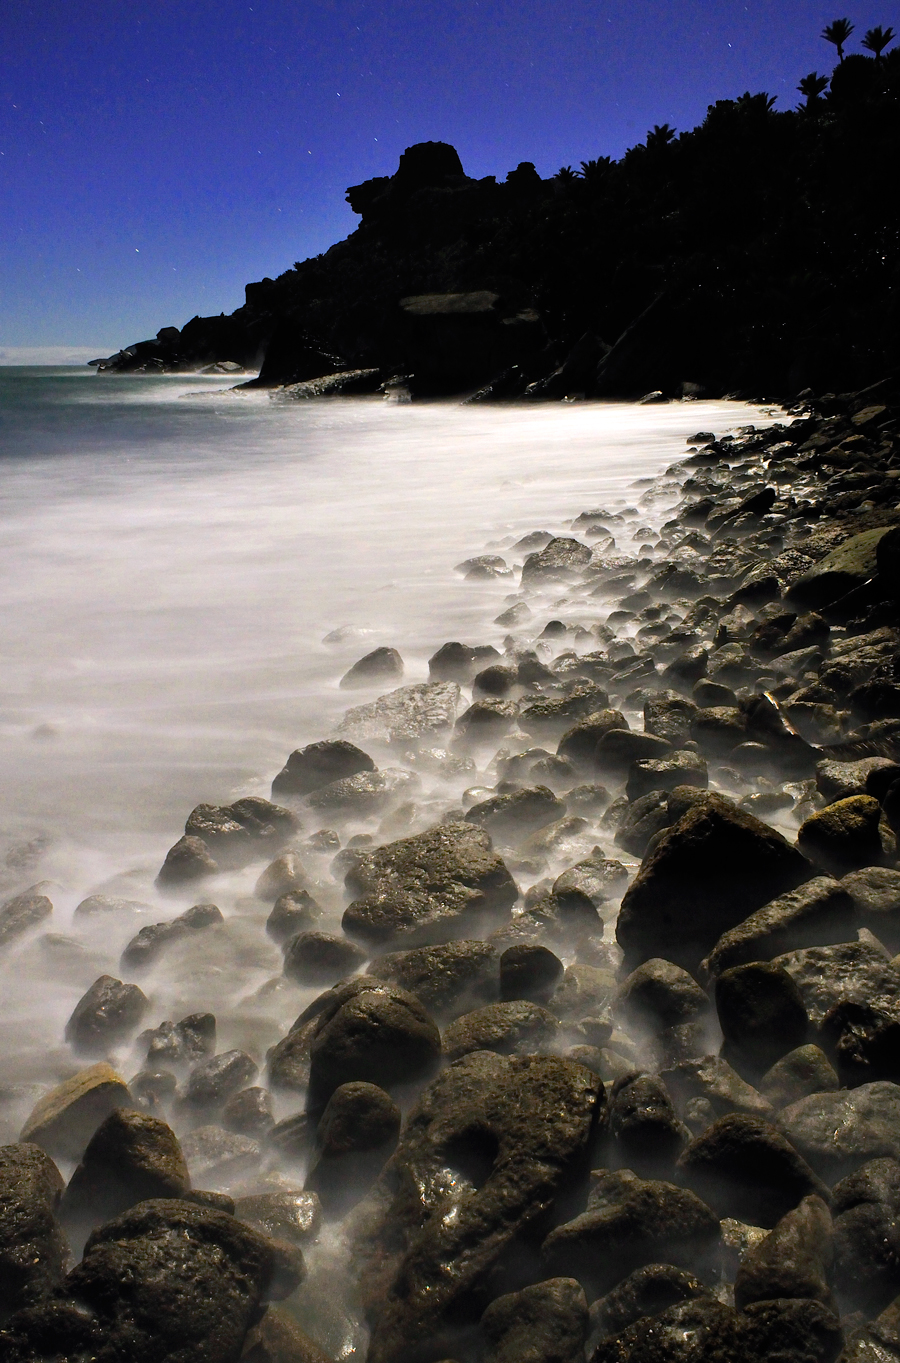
left=0, top=346, right=113, bottom=366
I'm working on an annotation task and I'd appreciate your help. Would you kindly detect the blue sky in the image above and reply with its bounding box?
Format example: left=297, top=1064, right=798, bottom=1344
left=2, top=0, right=898, bottom=353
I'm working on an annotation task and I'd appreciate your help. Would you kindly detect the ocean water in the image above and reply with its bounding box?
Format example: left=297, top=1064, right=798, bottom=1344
left=0, top=367, right=781, bottom=1348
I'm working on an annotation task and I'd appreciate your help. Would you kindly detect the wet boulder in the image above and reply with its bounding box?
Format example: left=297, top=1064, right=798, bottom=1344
left=428, top=641, right=479, bottom=682
left=661, top=1055, right=773, bottom=1126
left=779, top=1082, right=900, bottom=1182
left=443, top=999, right=559, bottom=1060
left=366, top=940, right=498, bottom=1017
left=643, top=693, right=699, bottom=748
left=271, top=739, right=375, bottom=798
left=59, top=1108, right=189, bottom=1244
left=715, top=962, right=808, bottom=1075
left=616, top=958, right=711, bottom=1063
left=594, top=729, right=672, bottom=775
left=306, top=768, right=418, bottom=818
left=542, top=1168, right=720, bottom=1298
left=815, top=756, right=898, bottom=803
left=678, top=1112, right=828, bottom=1226
left=121, top=901, right=223, bottom=970
left=626, top=750, right=708, bottom=803
left=521, top=537, right=592, bottom=584
left=772, top=940, right=900, bottom=1032
left=556, top=711, right=627, bottom=769
left=266, top=889, right=321, bottom=944
left=734, top=1194, right=834, bottom=1310
left=342, top=822, right=517, bottom=947
left=19, top=1063, right=133, bottom=1163
left=590, top=1263, right=712, bottom=1339
left=760, top=1045, right=839, bottom=1109
left=553, top=851, right=628, bottom=907
left=499, top=943, right=564, bottom=1003
left=305, top=978, right=441, bottom=1106
left=254, top=852, right=308, bottom=902
left=186, top=1050, right=259, bottom=1109
left=473, top=664, right=518, bottom=698
left=222, top=1087, right=274, bottom=1138
left=185, top=797, right=299, bottom=866
left=519, top=684, right=611, bottom=737
left=480, top=1277, right=588, bottom=1363
left=0, top=886, right=53, bottom=950
left=283, top=930, right=367, bottom=985
left=617, top=793, right=810, bottom=971
left=614, top=790, right=672, bottom=858
left=689, top=706, right=747, bottom=756
left=841, top=867, right=900, bottom=952
left=832, top=1157, right=900, bottom=1315
left=241, top=1308, right=335, bottom=1363
left=337, top=681, right=461, bottom=745
left=798, top=795, right=893, bottom=875
left=490, top=888, right=603, bottom=955
left=701, top=877, right=853, bottom=979
left=455, top=699, right=520, bottom=741
left=356, top=1052, right=601, bottom=1363
left=156, top=834, right=219, bottom=888
left=592, top=1298, right=739, bottom=1363
left=62, top=1199, right=302, bottom=1361
left=65, top=975, right=149, bottom=1055
left=465, top=786, right=566, bottom=841
left=788, top=526, right=890, bottom=609
left=233, top=1190, right=321, bottom=1245
left=606, top=1073, right=689, bottom=1173
left=179, top=1126, right=262, bottom=1187
left=0, top=1143, right=68, bottom=1315
left=315, top=1082, right=400, bottom=1157
left=340, top=646, right=404, bottom=689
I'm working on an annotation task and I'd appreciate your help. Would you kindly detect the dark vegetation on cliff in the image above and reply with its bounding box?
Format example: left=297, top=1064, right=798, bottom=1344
left=95, top=33, right=900, bottom=401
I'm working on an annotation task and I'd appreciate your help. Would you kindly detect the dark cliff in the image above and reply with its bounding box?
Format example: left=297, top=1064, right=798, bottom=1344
left=94, top=50, right=900, bottom=401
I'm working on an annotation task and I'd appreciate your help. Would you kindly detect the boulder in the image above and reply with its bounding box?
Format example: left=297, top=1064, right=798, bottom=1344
left=760, top=1045, right=839, bottom=1109
left=179, top=1126, right=262, bottom=1186
left=557, top=711, right=627, bottom=768
left=254, top=853, right=308, bottom=902
left=542, top=1168, right=720, bottom=1298
left=832, top=1157, right=900, bottom=1314
left=626, top=750, right=708, bottom=803
left=222, top=1087, right=274, bottom=1138
left=19, top=1064, right=133, bottom=1162
left=271, top=739, right=376, bottom=798
left=617, top=794, right=810, bottom=971
left=241, top=1308, right=335, bottom=1363
left=340, top=647, right=404, bottom=689
left=267, top=890, right=321, bottom=944
left=643, top=693, right=699, bottom=748
left=465, top=786, right=566, bottom=840
left=798, top=795, right=893, bottom=875
left=305, top=978, right=441, bottom=1105
left=592, top=1299, right=740, bottom=1363
left=734, top=1194, right=834, bottom=1310
left=283, top=931, right=367, bottom=985
left=443, top=999, right=559, bottom=1060
left=62, top=1199, right=301, bottom=1361
left=606, top=1073, right=688, bottom=1172
left=816, top=756, right=898, bottom=803
left=185, top=797, right=299, bottom=865
left=715, top=962, right=809, bottom=1073
left=772, top=940, right=900, bottom=1030
left=357, top=1052, right=601, bottom=1363
left=0, top=1143, right=68, bottom=1314
left=366, top=940, right=498, bottom=1017
left=59, top=1108, right=189, bottom=1242
left=678, top=1113, right=828, bottom=1226
left=553, top=852, right=628, bottom=907
left=614, top=790, right=673, bottom=857
left=521, top=537, right=592, bottom=584
left=342, top=822, right=517, bottom=947
left=590, top=1263, right=712, bottom=1339
left=316, top=1082, right=400, bottom=1156
left=0, top=887, right=53, bottom=950
left=779, top=1082, right=900, bottom=1181
left=594, top=729, right=672, bottom=773
left=616, top=958, right=710, bottom=1031
left=481, top=1278, right=588, bottom=1363
left=788, top=526, right=890, bottom=609
left=156, top=834, right=219, bottom=888
left=186, top=1051, right=259, bottom=1108
left=701, top=877, right=853, bottom=978
left=305, top=768, right=418, bottom=818
left=660, top=1056, right=773, bottom=1124
left=233, top=1190, right=321, bottom=1244
left=121, top=902, right=223, bottom=970
left=428, top=641, right=479, bottom=682
left=455, top=699, right=519, bottom=741
left=336, top=682, right=460, bottom=745
left=65, top=975, right=149, bottom=1054
left=841, top=867, right=900, bottom=950
left=499, top=944, right=564, bottom=1003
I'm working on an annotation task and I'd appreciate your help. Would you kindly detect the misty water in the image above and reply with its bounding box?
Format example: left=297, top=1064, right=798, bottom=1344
left=0, top=368, right=782, bottom=1353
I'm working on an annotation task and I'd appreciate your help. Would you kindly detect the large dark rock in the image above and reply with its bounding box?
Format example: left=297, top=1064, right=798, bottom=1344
left=315, top=1082, right=400, bottom=1157
left=556, top=712, right=627, bottom=769
left=121, top=902, right=223, bottom=970
left=65, top=975, right=149, bottom=1054
left=464, top=786, right=566, bottom=840
left=626, top=750, right=708, bottom=803
left=831, top=1157, right=900, bottom=1315
left=241, top=1307, right=335, bottom=1363
left=342, top=822, right=517, bottom=946
left=779, top=1082, right=900, bottom=1181
left=337, top=681, right=461, bottom=745
left=553, top=852, right=628, bottom=907
left=788, top=527, right=890, bottom=609
left=156, top=834, right=219, bottom=887
left=304, top=977, right=441, bottom=1106
left=184, top=797, right=299, bottom=867
left=500, top=943, right=564, bottom=1003
left=59, top=1108, right=189, bottom=1244
left=367, top=940, right=498, bottom=1017
left=592, top=1298, right=741, bottom=1363
left=760, top=1045, right=839, bottom=1109
left=616, top=794, right=810, bottom=971
left=357, top=1052, right=601, bottom=1363
left=542, top=1168, right=720, bottom=1298
left=661, top=1056, right=773, bottom=1124
left=772, top=940, right=900, bottom=1031
left=734, top=1194, right=834, bottom=1310
left=841, top=867, right=900, bottom=951
left=283, top=930, right=367, bottom=985
left=186, top=1050, right=259, bottom=1108
left=606, top=1073, right=688, bottom=1172
left=443, top=999, right=558, bottom=1060
left=59, top=1199, right=302, bottom=1362
left=715, top=962, right=809, bottom=1074
left=233, top=1190, right=321, bottom=1245
left=0, top=1143, right=68, bottom=1316
left=701, top=877, right=854, bottom=979
left=521, top=537, right=592, bottom=584
left=798, top=795, right=893, bottom=875
left=643, top=693, right=699, bottom=748
left=677, top=1113, right=828, bottom=1226
left=480, top=1277, right=588, bottom=1363
left=340, top=647, right=404, bottom=689
left=590, top=1263, right=712, bottom=1339
left=271, top=739, right=376, bottom=798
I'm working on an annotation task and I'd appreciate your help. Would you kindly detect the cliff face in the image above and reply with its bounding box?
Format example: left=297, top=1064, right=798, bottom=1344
left=93, top=55, right=900, bottom=400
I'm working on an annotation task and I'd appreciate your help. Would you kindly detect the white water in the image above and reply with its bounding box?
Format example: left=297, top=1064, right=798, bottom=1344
left=0, top=376, right=781, bottom=1334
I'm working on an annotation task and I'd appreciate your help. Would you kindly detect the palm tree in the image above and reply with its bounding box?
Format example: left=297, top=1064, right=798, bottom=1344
left=862, top=24, right=896, bottom=59
left=554, top=166, right=577, bottom=182
left=797, top=71, right=830, bottom=106
left=736, top=91, right=776, bottom=113
left=578, top=157, right=612, bottom=184
left=822, top=18, right=854, bottom=63
left=646, top=123, right=676, bottom=150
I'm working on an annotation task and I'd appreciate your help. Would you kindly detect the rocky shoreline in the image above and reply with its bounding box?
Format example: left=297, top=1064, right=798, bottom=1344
left=4, top=383, right=900, bottom=1361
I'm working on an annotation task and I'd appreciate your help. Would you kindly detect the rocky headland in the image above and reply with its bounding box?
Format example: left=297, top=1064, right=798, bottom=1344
left=91, top=48, right=898, bottom=403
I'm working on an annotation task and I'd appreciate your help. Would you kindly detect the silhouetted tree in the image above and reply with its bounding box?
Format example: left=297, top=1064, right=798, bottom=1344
left=797, top=71, right=830, bottom=106
left=862, top=24, right=896, bottom=59
left=735, top=91, right=777, bottom=113
left=554, top=165, right=577, bottom=181
left=578, top=157, right=612, bottom=183
left=646, top=123, right=676, bottom=149
left=822, top=17, right=854, bottom=62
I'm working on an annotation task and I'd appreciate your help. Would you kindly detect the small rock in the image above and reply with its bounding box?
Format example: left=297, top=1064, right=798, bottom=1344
left=187, top=1051, right=259, bottom=1108
left=266, top=890, right=321, bottom=944
left=798, top=795, right=893, bottom=875
left=283, top=931, right=367, bottom=985
left=65, top=975, right=149, bottom=1054
left=255, top=853, right=308, bottom=902
left=0, top=886, right=53, bottom=949
left=734, top=1193, right=833, bottom=1310
left=340, top=647, right=404, bottom=689
left=156, top=834, right=219, bottom=888
left=499, top=943, right=564, bottom=1003
left=222, top=1087, right=274, bottom=1138
left=759, top=1045, right=839, bottom=1108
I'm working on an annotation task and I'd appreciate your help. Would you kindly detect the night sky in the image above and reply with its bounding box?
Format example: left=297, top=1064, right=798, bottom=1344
left=2, top=0, right=898, bottom=355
